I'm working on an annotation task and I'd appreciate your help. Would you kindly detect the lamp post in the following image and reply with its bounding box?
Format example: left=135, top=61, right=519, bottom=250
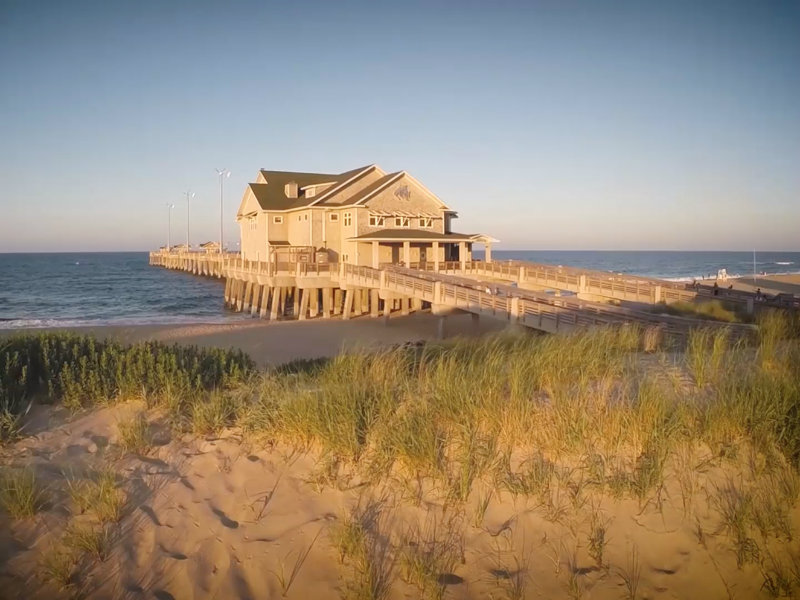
left=166, top=203, right=174, bottom=250
left=184, top=191, right=195, bottom=249
left=215, top=169, right=231, bottom=253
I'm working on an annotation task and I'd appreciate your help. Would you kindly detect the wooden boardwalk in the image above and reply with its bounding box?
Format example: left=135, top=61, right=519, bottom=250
left=149, top=250, right=771, bottom=336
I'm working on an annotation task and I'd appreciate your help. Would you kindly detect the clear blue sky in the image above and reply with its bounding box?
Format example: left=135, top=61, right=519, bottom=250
left=1, top=0, right=798, bottom=252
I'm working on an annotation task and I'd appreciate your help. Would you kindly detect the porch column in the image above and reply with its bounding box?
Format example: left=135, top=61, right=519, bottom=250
left=485, top=242, right=492, bottom=263
left=432, top=241, right=440, bottom=272
left=372, top=241, right=379, bottom=268
left=403, top=241, right=411, bottom=267
left=459, top=241, right=467, bottom=272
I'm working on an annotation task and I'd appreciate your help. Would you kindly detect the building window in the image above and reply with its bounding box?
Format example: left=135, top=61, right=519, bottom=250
left=369, top=215, right=385, bottom=227
left=273, top=216, right=283, bottom=224
left=344, top=212, right=352, bottom=226
left=395, top=216, right=410, bottom=228
left=419, top=217, right=433, bottom=228
left=329, top=213, right=339, bottom=222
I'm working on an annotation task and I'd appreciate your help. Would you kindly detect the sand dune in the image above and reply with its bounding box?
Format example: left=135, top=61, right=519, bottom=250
left=1, top=399, right=781, bottom=599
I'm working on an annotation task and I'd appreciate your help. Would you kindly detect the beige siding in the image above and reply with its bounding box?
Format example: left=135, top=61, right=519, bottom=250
left=239, top=212, right=268, bottom=260
left=323, top=211, right=342, bottom=261
left=266, top=211, right=288, bottom=243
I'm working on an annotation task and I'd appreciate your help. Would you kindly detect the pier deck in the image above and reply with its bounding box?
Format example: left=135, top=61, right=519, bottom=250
left=149, top=250, right=794, bottom=337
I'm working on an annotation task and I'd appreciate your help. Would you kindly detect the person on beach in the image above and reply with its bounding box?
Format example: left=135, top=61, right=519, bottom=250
left=713, top=282, right=719, bottom=296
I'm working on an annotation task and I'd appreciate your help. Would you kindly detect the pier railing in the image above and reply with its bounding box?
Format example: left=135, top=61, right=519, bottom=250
left=149, top=249, right=791, bottom=331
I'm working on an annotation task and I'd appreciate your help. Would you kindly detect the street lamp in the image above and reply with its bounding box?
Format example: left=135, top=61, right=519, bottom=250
left=166, top=203, right=174, bottom=250
left=184, top=191, right=195, bottom=249
left=215, top=168, right=231, bottom=253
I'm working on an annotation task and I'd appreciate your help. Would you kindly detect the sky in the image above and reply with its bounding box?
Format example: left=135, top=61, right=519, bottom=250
left=0, top=0, right=798, bottom=252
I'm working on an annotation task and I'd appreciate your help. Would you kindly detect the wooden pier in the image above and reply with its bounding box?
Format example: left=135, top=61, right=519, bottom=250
left=148, top=250, right=792, bottom=337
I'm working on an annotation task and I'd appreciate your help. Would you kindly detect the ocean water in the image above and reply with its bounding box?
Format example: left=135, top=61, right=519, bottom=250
left=475, top=250, right=800, bottom=282
left=0, top=252, right=245, bottom=329
left=1, top=251, right=798, bottom=329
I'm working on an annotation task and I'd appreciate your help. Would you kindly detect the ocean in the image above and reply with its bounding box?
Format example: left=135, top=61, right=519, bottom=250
left=1, top=251, right=798, bottom=329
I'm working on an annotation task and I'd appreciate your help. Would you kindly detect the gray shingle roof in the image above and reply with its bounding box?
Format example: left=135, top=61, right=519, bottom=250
left=249, top=166, right=373, bottom=211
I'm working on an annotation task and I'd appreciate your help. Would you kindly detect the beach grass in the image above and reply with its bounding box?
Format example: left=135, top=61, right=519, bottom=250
left=65, top=468, right=125, bottom=523
left=0, top=467, right=44, bottom=518
left=117, top=412, right=153, bottom=454
left=3, top=314, right=800, bottom=596
left=651, top=299, right=748, bottom=322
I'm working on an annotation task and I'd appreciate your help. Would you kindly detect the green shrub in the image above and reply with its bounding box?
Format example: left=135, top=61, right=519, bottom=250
left=0, top=333, right=255, bottom=420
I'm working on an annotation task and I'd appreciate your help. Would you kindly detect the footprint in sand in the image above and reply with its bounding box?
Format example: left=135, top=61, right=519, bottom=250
left=210, top=506, right=239, bottom=529
left=139, top=505, right=162, bottom=526
left=188, top=537, right=231, bottom=594
left=159, top=544, right=188, bottom=560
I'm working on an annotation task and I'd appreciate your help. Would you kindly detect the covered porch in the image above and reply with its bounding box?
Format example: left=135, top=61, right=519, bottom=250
left=349, top=230, right=497, bottom=269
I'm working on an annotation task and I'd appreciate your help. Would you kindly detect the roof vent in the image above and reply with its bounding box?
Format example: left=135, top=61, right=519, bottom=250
left=285, top=181, right=298, bottom=198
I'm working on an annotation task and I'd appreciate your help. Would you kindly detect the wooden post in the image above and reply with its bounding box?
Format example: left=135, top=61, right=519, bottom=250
left=370, top=289, right=380, bottom=318
left=310, top=288, right=319, bottom=318
left=333, top=289, right=343, bottom=316
left=401, top=297, right=410, bottom=316
left=353, top=287, right=362, bottom=315
left=322, top=288, right=332, bottom=318
left=242, top=281, right=253, bottom=312
left=236, top=280, right=246, bottom=312
left=437, top=315, right=446, bottom=339
left=342, top=289, right=354, bottom=320
left=224, top=278, right=232, bottom=307
left=298, top=289, right=309, bottom=320
left=271, top=286, right=283, bottom=320
left=432, top=241, right=439, bottom=272
left=372, top=241, right=379, bottom=268
left=260, top=286, right=271, bottom=319
left=292, top=286, right=300, bottom=318
left=412, top=297, right=422, bottom=311
left=403, top=241, right=411, bottom=267
left=250, top=284, right=261, bottom=316
left=383, top=294, right=392, bottom=323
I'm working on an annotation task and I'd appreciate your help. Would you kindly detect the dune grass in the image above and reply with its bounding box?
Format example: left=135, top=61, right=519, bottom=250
left=3, top=312, right=800, bottom=595
left=0, top=333, right=254, bottom=417
left=652, top=299, right=747, bottom=323
left=117, top=412, right=153, bottom=454
left=65, top=469, right=125, bottom=523
left=0, top=468, right=44, bottom=519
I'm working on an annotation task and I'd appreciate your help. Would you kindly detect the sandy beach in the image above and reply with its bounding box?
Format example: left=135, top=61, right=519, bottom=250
left=727, top=273, right=800, bottom=296
left=0, top=312, right=508, bottom=368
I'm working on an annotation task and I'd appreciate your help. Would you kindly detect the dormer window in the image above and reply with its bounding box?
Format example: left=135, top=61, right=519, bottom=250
left=285, top=181, right=298, bottom=198
left=395, top=216, right=410, bottom=228
left=418, top=217, right=433, bottom=228
left=369, top=215, right=385, bottom=227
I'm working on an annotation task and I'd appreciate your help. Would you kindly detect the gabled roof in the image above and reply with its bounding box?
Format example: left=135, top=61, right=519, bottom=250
left=333, top=172, right=403, bottom=206
left=341, top=170, right=451, bottom=210
left=247, top=165, right=374, bottom=211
